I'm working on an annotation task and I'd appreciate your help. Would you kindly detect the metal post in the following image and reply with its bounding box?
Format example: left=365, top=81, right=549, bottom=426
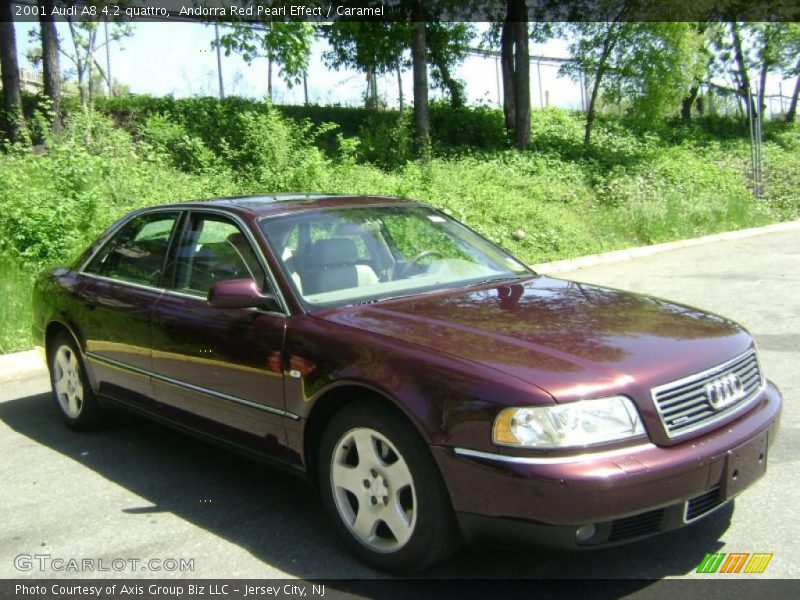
left=579, top=71, right=586, bottom=112
left=214, top=22, right=225, bottom=100
left=536, top=58, right=543, bottom=109
left=495, top=56, right=501, bottom=108
left=746, top=85, right=763, bottom=198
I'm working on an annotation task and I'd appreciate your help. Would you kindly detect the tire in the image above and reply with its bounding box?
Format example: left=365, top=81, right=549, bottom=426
left=47, top=332, right=105, bottom=431
left=318, top=400, right=460, bottom=573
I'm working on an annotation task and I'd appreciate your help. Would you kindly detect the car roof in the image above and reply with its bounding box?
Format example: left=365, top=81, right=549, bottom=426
left=160, top=193, right=423, bottom=218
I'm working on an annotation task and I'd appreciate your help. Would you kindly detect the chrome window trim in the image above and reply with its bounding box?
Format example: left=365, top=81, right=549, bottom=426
left=79, top=272, right=166, bottom=295
left=651, top=348, right=765, bottom=440
left=76, top=206, right=291, bottom=316
left=453, top=443, right=655, bottom=465
left=85, top=351, right=300, bottom=420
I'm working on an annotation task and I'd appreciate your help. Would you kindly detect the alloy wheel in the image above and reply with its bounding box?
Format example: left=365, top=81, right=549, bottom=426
left=330, top=427, right=417, bottom=553
left=52, top=345, right=84, bottom=418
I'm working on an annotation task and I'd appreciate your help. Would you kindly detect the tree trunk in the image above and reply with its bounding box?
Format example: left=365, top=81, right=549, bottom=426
left=511, top=0, right=530, bottom=150
left=758, top=56, right=768, bottom=121
left=410, top=3, right=429, bottom=160
left=584, top=24, right=619, bottom=151
left=104, top=20, right=112, bottom=97
left=38, top=0, right=62, bottom=133
left=267, top=57, right=273, bottom=102
left=432, top=55, right=464, bottom=108
left=303, top=71, right=308, bottom=105
left=397, top=64, right=404, bottom=113
left=67, top=19, right=87, bottom=110
left=681, top=84, right=699, bottom=122
left=500, top=18, right=515, bottom=138
left=0, top=0, right=26, bottom=143
left=87, top=28, right=96, bottom=111
left=731, top=22, right=757, bottom=119
left=787, top=69, right=800, bottom=123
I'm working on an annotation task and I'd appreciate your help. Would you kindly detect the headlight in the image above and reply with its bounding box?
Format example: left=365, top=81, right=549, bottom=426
left=492, top=396, right=645, bottom=449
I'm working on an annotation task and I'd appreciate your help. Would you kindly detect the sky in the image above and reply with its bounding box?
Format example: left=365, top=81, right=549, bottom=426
left=13, top=21, right=797, bottom=117
left=14, top=21, right=584, bottom=109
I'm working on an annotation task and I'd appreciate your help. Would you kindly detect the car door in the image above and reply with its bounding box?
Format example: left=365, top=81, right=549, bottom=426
left=78, top=210, right=182, bottom=406
left=149, top=210, right=289, bottom=454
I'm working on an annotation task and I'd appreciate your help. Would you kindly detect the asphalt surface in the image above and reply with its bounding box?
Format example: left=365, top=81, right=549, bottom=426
left=0, top=230, right=797, bottom=581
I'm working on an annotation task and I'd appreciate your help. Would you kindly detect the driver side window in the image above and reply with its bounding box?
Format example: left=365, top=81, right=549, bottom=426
left=170, top=213, right=267, bottom=297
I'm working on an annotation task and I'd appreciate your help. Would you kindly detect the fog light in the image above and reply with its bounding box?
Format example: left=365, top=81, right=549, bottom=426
left=575, top=524, right=597, bottom=542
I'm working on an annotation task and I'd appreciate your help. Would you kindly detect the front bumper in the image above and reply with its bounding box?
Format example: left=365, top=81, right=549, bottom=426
left=432, top=381, right=782, bottom=548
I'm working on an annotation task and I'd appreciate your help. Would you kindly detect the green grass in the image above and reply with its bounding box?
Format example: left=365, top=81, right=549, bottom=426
left=0, top=259, right=35, bottom=353
left=1, top=104, right=798, bottom=354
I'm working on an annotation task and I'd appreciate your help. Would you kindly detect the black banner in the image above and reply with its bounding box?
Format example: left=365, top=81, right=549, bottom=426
left=6, top=0, right=800, bottom=23
left=1, top=580, right=799, bottom=600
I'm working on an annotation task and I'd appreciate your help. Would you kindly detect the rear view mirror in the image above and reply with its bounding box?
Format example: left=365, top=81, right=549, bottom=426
left=207, top=279, right=281, bottom=312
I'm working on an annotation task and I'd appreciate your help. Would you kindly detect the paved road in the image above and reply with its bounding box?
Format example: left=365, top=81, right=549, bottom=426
left=0, top=230, right=797, bottom=581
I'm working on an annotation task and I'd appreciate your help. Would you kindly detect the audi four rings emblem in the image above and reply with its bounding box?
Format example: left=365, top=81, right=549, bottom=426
left=705, top=373, right=745, bottom=410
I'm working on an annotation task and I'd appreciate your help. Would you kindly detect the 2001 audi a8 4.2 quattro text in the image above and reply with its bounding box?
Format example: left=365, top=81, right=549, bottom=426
left=32, top=194, right=782, bottom=572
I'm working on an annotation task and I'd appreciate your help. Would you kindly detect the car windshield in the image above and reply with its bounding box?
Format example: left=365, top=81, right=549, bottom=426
left=259, top=204, right=532, bottom=310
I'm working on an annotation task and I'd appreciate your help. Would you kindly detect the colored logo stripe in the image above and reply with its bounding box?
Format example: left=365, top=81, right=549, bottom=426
left=696, top=552, right=773, bottom=574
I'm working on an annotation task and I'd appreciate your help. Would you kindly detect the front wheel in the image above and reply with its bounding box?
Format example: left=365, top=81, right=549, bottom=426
left=318, top=401, right=459, bottom=573
left=48, top=332, right=105, bottom=431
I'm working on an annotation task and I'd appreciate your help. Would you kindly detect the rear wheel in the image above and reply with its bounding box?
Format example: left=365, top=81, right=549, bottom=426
left=318, top=401, right=459, bottom=573
left=48, top=332, right=104, bottom=430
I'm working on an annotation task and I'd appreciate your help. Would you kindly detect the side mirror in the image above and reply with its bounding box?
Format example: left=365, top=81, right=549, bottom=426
left=207, top=279, right=282, bottom=312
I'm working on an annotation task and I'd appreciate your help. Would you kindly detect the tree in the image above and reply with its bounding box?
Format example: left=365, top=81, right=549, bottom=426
left=215, top=20, right=314, bottom=103
left=0, top=0, right=26, bottom=143
left=410, top=0, right=429, bottom=159
left=782, top=24, right=800, bottom=122
left=42, top=19, right=133, bottom=110
left=508, top=0, right=530, bottom=150
left=321, top=21, right=409, bottom=108
left=681, top=23, right=715, bottom=123
left=497, top=0, right=532, bottom=149
left=426, top=22, right=473, bottom=108
left=38, top=0, right=62, bottom=133
left=562, top=21, right=702, bottom=149
left=483, top=6, right=546, bottom=149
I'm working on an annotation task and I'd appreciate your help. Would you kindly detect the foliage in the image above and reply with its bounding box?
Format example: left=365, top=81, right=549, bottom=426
left=2, top=102, right=799, bottom=353
left=215, top=21, right=314, bottom=89
left=561, top=22, right=705, bottom=141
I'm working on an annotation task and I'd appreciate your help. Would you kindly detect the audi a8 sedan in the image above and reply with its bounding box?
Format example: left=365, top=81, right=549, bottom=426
left=32, top=194, right=782, bottom=572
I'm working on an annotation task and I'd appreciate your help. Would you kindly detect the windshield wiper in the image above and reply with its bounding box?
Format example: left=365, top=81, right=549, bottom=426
left=471, top=275, right=524, bottom=287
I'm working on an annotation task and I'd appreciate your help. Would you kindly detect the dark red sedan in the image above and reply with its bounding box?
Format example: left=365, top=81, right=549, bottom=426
left=32, top=194, right=781, bottom=572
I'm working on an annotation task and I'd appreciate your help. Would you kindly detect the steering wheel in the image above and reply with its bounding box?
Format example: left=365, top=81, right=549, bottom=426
left=407, top=250, right=444, bottom=267
left=404, top=250, right=444, bottom=273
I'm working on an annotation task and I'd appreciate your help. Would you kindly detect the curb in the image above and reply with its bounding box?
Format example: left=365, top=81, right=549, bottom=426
left=530, top=220, right=800, bottom=275
left=1, top=220, right=797, bottom=384
left=0, top=349, right=46, bottom=384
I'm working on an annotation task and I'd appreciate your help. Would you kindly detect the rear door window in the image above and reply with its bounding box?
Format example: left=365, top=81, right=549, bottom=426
left=84, top=212, right=180, bottom=287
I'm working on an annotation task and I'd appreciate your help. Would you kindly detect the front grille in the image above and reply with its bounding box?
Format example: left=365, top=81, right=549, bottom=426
left=652, top=349, right=764, bottom=439
left=685, top=488, right=723, bottom=522
left=608, top=508, right=666, bottom=542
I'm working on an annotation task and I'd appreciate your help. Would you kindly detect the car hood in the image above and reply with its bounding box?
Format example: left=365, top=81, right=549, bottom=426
left=314, top=276, right=753, bottom=402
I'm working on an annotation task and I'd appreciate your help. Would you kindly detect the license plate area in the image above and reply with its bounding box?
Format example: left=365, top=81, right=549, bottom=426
left=720, top=432, right=769, bottom=500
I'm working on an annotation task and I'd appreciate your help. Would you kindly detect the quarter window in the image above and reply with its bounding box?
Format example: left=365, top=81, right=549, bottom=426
left=85, top=212, right=179, bottom=287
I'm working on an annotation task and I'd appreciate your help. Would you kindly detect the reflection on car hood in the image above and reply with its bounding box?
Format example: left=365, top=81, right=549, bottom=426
left=315, top=276, right=753, bottom=401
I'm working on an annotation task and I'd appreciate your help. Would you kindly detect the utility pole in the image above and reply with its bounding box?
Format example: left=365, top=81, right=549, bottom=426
left=214, top=22, right=225, bottom=100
